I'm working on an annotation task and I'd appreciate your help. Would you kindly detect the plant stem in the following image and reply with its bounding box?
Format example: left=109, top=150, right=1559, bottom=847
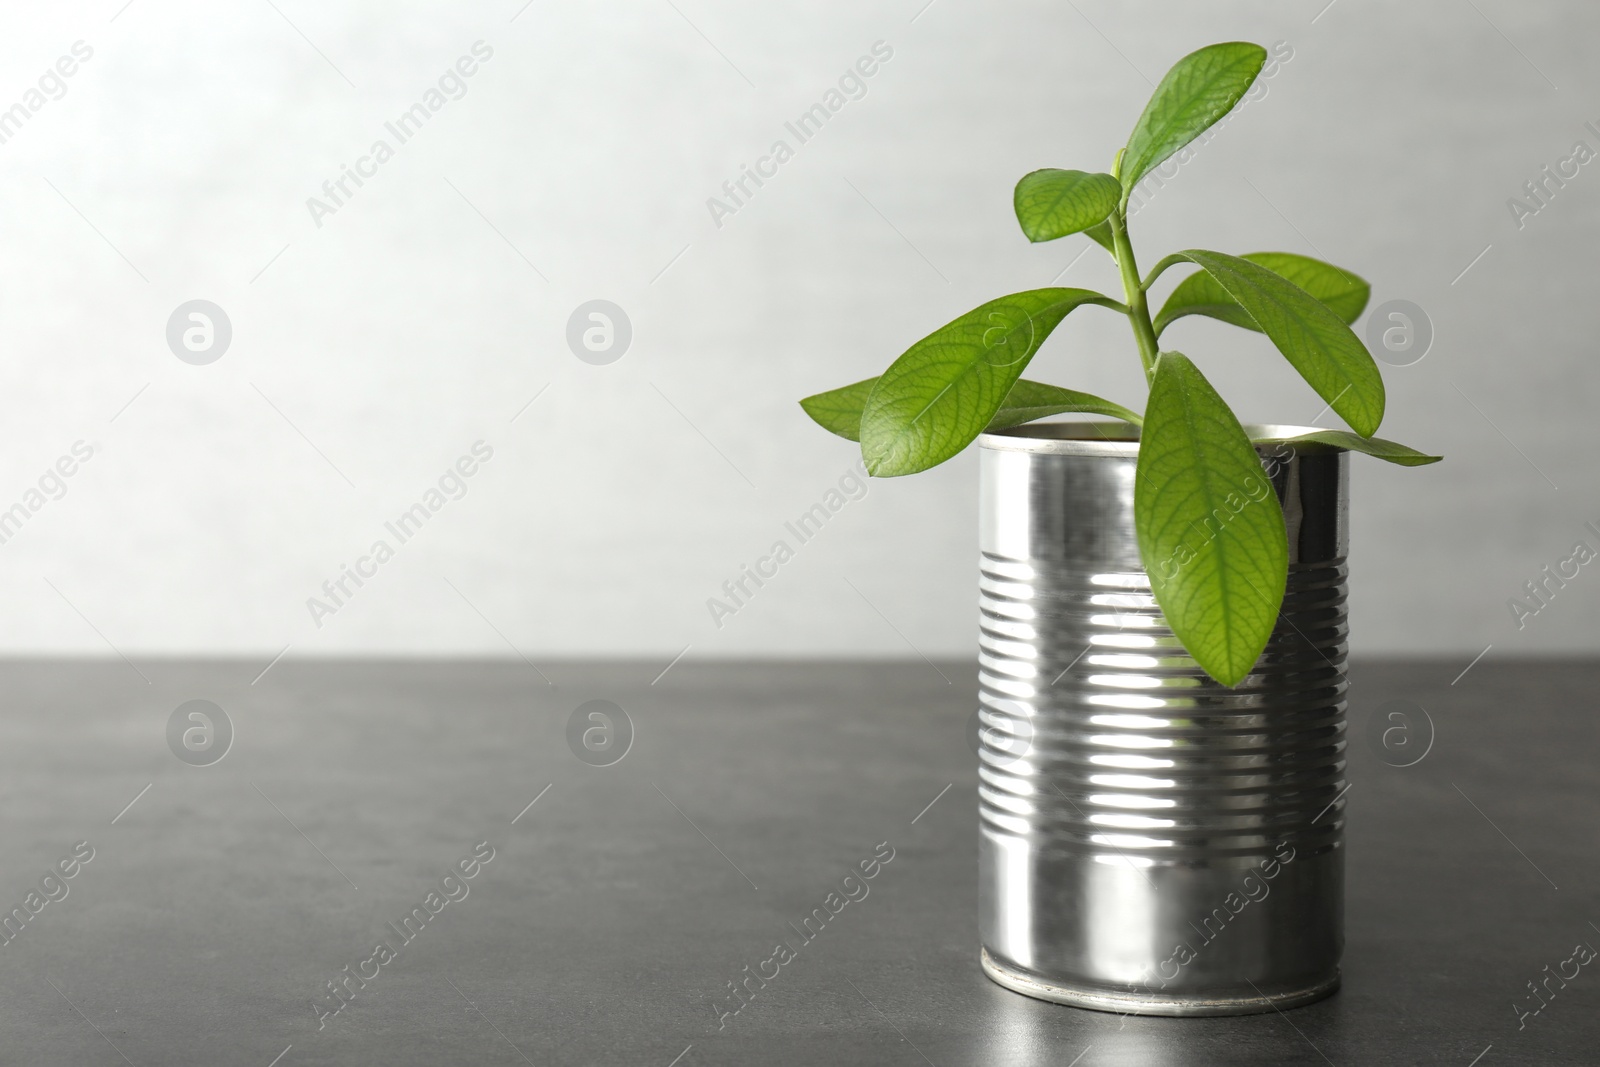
left=1108, top=209, right=1160, bottom=386
left=1142, top=253, right=1187, bottom=292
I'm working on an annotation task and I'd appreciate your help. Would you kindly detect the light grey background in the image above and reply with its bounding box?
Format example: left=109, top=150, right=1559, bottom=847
left=0, top=0, right=1589, bottom=664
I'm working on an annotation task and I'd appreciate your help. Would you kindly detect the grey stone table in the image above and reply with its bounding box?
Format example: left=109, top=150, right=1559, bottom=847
left=0, top=659, right=1593, bottom=1065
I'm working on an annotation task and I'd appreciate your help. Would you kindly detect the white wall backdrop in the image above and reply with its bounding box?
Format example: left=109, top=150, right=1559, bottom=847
left=0, top=0, right=1592, bottom=664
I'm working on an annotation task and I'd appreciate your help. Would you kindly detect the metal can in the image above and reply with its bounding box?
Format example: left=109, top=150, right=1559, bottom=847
left=976, top=422, right=1347, bottom=1016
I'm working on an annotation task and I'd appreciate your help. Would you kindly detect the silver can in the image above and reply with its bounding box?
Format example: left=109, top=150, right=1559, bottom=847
left=976, top=422, right=1347, bottom=1016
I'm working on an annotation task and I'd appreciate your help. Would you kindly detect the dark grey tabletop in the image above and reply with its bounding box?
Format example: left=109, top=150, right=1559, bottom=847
left=0, top=658, right=1592, bottom=1066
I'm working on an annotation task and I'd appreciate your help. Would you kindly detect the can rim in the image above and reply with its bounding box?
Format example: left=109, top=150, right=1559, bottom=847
left=977, top=421, right=1348, bottom=457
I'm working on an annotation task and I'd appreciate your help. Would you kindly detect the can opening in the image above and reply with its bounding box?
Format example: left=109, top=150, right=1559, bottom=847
left=978, top=421, right=1348, bottom=457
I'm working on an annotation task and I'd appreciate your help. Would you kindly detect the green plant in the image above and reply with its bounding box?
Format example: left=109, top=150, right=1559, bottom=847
left=799, top=41, right=1440, bottom=687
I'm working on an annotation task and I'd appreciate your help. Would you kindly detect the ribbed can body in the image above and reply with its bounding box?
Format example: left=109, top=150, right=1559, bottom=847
left=976, top=424, right=1347, bottom=1016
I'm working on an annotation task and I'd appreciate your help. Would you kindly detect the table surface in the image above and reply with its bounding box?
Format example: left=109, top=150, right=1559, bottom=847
left=0, top=658, right=1593, bottom=1066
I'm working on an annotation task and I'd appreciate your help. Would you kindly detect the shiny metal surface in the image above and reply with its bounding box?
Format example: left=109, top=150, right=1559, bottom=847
left=975, top=422, right=1348, bottom=1016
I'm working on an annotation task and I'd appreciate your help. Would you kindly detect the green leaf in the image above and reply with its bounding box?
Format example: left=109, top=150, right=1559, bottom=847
left=1084, top=220, right=1116, bottom=252
left=1259, top=429, right=1442, bottom=466
left=1155, top=252, right=1370, bottom=336
left=801, top=376, right=1141, bottom=443
left=1136, top=352, right=1287, bottom=687
left=859, top=288, right=1118, bottom=476
left=799, top=378, right=876, bottom=442
left=1170, top=249, right=1385, bottom=436
left=984, top=379, right=1144, bottom=430
left=1013, top=169, right=1121, bottom=243
left=1121, top=42, right=1267, bottom=196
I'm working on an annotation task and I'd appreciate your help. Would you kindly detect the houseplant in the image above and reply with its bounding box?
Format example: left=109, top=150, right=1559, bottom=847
left=800, top=42, right=1440, bottom=1015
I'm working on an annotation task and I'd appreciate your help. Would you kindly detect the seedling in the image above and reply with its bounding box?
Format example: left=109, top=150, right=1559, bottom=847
left=800, top=41, right=1440, bottom=686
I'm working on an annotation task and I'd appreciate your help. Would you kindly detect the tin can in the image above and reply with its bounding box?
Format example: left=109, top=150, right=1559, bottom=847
left=976, top=422, right=1347, bottom=1016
